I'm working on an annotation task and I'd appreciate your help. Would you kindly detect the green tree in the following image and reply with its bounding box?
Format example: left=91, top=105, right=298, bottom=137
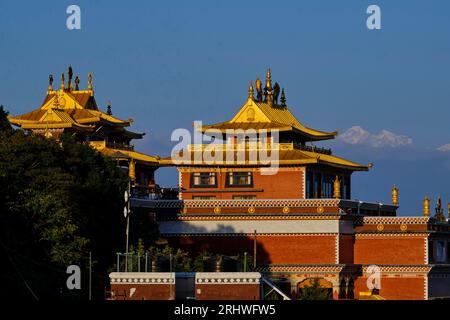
left=0, top=109, right=128, bottom=300
left=298, top=278, right=332, bottom=300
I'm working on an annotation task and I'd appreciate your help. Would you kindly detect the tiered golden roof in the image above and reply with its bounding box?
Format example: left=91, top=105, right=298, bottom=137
left=177, top=68, right=370, bottom=171
left=8, top=66, right=158, bottom=167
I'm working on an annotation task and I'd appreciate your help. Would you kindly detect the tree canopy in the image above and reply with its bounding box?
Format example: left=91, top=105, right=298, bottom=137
left=0, top=105, right=128, bottom=300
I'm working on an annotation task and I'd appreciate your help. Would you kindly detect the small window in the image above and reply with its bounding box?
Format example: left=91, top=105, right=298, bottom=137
left=192, top=196, right=216, bottom=200
left=233, top=195, right=256, bottom=200
left=226, top=172, right=253, bottom=187
left=190, top=172, right=217, bottom=188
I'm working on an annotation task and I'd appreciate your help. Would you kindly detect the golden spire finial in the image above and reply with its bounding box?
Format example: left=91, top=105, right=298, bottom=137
left=265, top=68, right=272, bottom=90
left=74, top=76, right=80, bottom=90
left=255, top=78, right=263, bottom=102
left=48, top=74, right=53, bottom=92
left=129, top=159, right=136, bottom=183
left=248, top=80, right=254, bottom=100
left=107, top=100, right=112, bottom=115
left=280, top=88, right=286, bottom=107
left=333, top=176, right=341, bottom=199
left=264, top=68, right=273, bottom=106
left=423, top=195, right=430, bottom=217
left=391, top=185, right=398, bottom=206
left=88, top=72, right=93, bottom=90
left=447, top=202, right=450, bottom=219
left=68, top=65, right=73, bottom=90
left=60, top=73, right=65, bottom=90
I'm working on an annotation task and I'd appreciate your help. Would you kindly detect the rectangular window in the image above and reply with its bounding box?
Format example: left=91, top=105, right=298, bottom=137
left=428, top=241, right=434, bottom=263
left=232, top=195, right=256, bottom=200
left=190, top=172, right=217, bottom=188
left=192, top=196, right=216, bottom=200
left=226, top=172, right=253, bottom=187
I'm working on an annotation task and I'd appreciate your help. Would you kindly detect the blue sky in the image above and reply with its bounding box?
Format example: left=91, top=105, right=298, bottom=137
left=1, top=0, right=449, bottom=215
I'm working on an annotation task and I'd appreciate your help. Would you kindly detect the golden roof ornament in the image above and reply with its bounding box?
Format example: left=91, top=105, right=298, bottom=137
left=333, top=175, right=341, bottom=199
left=248, top=80, right=254, bottom=100
left=435, top=195, right=445, bottom=222
left=107, top=100, right=112, bottom=115
left=88, top=72, right=93, bottom=91
left=273, top=82, right=280, bottom=105
left=60, top=73, right=65, bottom=90
left=75, top=75, right=80, bottom=90
left=129, top=159, right=136, bottom=183
left=423, top=196, right=430, bottom=217
left=264, top=68, right=273, bottom=106
left=448, top=203, right=450, bottom=219
left=68, top=65, right=73, bottom=90
left=280, top=88, right=286, bottom=107
left=48, top=74, right=53, bottom=92
left=255, top=78, right=262, bottom=102
left=391, top=185, right=398, bottom=206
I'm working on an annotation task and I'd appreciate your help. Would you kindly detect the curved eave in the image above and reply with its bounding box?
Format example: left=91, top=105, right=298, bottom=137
left=90, top=110, right=132, bottom=126
left=97, top=147, right=161, bottom=166
left=20, top=122, right=95, bottom=130
left=291, top=127, right=337, bottom=141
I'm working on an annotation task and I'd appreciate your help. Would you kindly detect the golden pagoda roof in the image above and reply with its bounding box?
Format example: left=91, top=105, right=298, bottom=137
left=199, top=71, right=337, bottom=142
left=8, top=69, right=141, bottom=137
left=161, top=147, right=370, bottom=171
left=201, top=100, right=336, bottom=141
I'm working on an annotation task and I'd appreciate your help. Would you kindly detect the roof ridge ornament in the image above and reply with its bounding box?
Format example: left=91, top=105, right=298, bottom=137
left=75, top=75, right=80, bottom=90
left=68, top=65, right=73, bottom=90
left=248, top=80, right=254, bottom=100
left=60, top=73, right=65, bottom=90
left=48, top=74, right=53, bottom=92
left=264, top=68, right=273, bottom=106
left=88, top=72, right=93, bottom=91
left=273, top=82, right=280, bottom=105
left=107, top=100, right=112, bottom=115
left=280, top=88, right=286, bottom=107
left=255, top=78, right=263, bottom=102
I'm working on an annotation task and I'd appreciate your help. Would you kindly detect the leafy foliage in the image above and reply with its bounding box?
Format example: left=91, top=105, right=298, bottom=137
left=0, top=108, right=128, bottom=299
left=298, top=278, right=332, bottom=300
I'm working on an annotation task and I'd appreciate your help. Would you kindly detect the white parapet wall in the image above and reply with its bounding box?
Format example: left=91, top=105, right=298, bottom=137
left=195, top=272, right=261, bottom=284
left=109, top=272, right=176, bottom=284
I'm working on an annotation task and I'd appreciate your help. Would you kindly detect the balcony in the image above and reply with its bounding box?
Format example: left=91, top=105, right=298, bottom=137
left=88, top=140, right=134, bottom=151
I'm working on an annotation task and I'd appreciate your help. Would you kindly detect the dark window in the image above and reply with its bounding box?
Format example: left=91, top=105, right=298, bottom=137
left=322, top=174, right=333, bottom=198
left=429, top=241, right=434, bottom=263
left=190, top=172, right=217, bottom=188
left=306, top=171, right=313, bottom=198
left=226, top=172, right=253, bottom=187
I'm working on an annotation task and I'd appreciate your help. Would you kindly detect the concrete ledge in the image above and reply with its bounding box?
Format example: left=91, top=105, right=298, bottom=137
left=195, top=272, right=261, bottom=284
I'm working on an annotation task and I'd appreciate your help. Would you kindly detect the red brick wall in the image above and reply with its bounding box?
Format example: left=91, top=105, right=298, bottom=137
left=354, top=277, right=425, bottom=300
left=339, top=235, right=354, bottom=264
left=167, top=234, right=337, bottom=264
left=196, top=284, right=260, bottom=300
left=354, top=237, right=426, bottom=265
left=110, top=284, right=174, bottom=300
left=180, top=168, right=304, bottom=199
